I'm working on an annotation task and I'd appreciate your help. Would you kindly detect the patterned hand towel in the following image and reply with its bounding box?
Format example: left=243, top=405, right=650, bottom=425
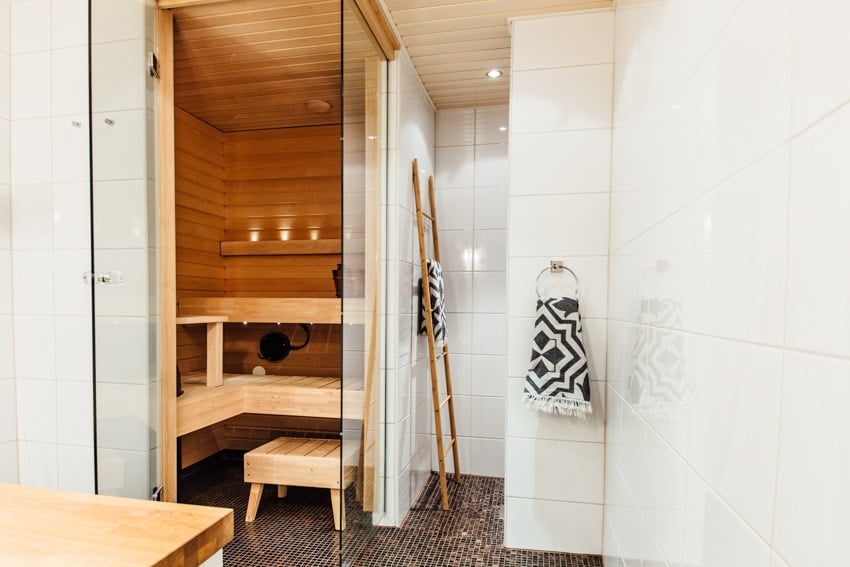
left=418, top=259, right=448, bottom=349
left=524, top=297, right=592, bottom=417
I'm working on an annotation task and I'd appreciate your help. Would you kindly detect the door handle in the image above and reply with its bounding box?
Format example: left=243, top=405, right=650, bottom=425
left=82, top=271, right=125, bottom=286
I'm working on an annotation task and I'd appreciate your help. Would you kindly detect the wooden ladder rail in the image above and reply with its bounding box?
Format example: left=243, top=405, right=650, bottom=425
left=412, top=158, right=462, bottom=511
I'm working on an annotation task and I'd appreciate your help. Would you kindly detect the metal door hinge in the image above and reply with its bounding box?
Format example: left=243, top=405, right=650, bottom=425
left=82, top=271, right=125, bottom=287
left=148, top=51, right=159, bottom=79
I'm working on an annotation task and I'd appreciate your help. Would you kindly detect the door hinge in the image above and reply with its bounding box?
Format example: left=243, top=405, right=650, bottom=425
left=148, top=51, right=160, bottom=79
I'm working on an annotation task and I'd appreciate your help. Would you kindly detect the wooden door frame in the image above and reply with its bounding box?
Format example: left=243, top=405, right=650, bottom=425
left=157, top=7, right=178, bottom=502
left=156, top=0, right=398, bottom=502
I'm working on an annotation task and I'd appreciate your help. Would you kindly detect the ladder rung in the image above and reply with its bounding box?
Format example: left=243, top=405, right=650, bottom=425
left=438, top=395, right=451, bottom=410
left=420, top=210, right=435, bottom=222
left=434, top=351, right=445, bottom=361
left=442, top=438, right=456, bottom=459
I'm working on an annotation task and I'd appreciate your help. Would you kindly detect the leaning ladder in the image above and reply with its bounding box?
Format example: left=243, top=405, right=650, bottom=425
left=412, top=158, right=462, bottom=510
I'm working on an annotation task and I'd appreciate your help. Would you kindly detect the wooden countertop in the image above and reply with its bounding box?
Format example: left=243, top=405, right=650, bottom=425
left=0, top=483, right=233, bottom=566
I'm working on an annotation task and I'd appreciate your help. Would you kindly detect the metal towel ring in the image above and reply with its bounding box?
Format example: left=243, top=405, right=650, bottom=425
left=535, top=261, right=579, bottom=299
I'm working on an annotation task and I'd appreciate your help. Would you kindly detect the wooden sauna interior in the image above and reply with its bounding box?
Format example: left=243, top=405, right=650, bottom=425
left=161, top=0, right=382, bottom=483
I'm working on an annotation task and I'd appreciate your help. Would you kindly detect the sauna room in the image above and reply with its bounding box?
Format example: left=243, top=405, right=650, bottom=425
left=157, top=0, right=388, bottom=558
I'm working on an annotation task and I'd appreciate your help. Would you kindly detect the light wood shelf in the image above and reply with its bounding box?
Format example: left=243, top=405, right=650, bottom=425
left=178, top=296, right=341, bottom=324
left=220, top=239, right=341, bottom=256
left=177, top=372, right=363, bottom=437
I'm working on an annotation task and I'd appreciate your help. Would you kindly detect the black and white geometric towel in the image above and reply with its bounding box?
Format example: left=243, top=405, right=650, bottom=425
left=418, top=259, right=448, bottom=350
left=524, top=296, right=592, bottom=417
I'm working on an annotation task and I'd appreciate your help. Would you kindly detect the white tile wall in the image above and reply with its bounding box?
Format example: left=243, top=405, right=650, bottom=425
left=6, top=0, right=157, bottom=495
left=433, top=105, right=508, bottom=479
left=605, top=1, right=850, bottom=566
left=506, top=11, right=613, bottom=555
left=384, top=51, right=436, bottom=526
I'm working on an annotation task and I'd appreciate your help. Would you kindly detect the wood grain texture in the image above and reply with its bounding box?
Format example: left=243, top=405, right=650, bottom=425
left=176, top=372, right=362, bottom=436
left=220, top=239, right=341, bottom=256
left=178, top=297, right=341, bottom=324
left=175, top=108, right=225, bottom=299
left=0, top=484, right=232, bottom=566
left=222, top=125, right=342, bottom=298
left=158, top=8, right=179, bottom=504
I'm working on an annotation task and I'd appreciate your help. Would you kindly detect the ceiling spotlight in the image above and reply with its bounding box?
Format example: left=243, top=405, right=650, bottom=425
left=486, top=69, right=503, bottom=79
left=498, top=126, right=507, bottom=132
left=305, top=99, right=332, bottom=113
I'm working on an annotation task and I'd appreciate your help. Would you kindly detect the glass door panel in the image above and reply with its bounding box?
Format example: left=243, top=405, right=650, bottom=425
left=341, top=0, right=387, bottom=562
left=90, top=0, right=160, bottom=500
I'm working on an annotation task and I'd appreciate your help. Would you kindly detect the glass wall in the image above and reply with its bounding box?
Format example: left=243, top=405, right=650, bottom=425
left=91, top=0, right=161, bottom=499
left=341, top=0, right=388, bottom=562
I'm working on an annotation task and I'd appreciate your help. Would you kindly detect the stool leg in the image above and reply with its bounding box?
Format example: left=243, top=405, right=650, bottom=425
left=277, top=485, right=288, bottom=498
left=246, top=483, right=264, bottom=522
left=330, top=489, right=345, bottom=531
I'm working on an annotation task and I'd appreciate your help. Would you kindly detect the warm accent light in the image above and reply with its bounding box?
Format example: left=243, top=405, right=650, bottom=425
left=498, top=126, right=507, bottom=132
left=305, top=99, right=332, bottom=113
left=486, top=69, right=503, bottom=79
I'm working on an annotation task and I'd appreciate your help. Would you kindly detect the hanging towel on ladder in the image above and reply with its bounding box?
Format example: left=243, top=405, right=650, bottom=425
left=524, top=296, right=592, bottom=417
left=418, top=259, right=448, bottom=350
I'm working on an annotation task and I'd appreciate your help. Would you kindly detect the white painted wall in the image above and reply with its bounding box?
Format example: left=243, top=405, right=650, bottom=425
left=433, top=105, right=509, bottom=478
left=605, top=1, right=850, bottom=566
left=0, top=0, right=15, bottom=485
left=384, top=51, right=435, bottom=526
left=505, top=10, right=613, bottom=555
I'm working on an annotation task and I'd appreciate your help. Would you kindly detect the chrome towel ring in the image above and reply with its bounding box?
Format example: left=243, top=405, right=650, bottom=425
left=535, top=260, right=579, bottom=299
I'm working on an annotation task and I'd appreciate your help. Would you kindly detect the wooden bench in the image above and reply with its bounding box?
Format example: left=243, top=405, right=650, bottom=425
left=244, top=437, right=357, bottom=530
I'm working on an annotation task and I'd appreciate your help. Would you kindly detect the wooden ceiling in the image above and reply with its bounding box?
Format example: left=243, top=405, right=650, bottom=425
left=167, top=0, right=613, bottom=130
left=383, top=0, right=613, bottom=109
left=171, top=0, right=376, bottom=132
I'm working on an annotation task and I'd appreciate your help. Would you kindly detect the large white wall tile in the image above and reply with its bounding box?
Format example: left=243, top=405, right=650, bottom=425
left=16, top=378, right=56, bottom=443
left=11, top=51, right=49, bottom=119
left=512, top=11, right=614, bottom=71
left=57, top=444, right=95, bottom=493
left=11, top=118, right=51, bottom=184
left=511, top=130, right=612, bottom=195
left=505, top=498, right=603, bottom=554
left=509, top=194, right=609, bottom=257
left=791, top=0, right=850, bottom=133
left=773, top=351, right=850, bottom=567
left=505, top=438, right=604, bottom=504
left=10, top=0, right=50, bottom=55
left=786, top=104, right=850, bottom=357
left=511, top=65, right=613, bottom=134
left=11, top=183, right=52, bottom=249
left=17, top=440, right=57, bottom=488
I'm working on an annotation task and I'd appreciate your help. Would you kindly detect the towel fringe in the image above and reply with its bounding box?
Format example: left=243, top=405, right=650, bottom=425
left=523, top=393, right=592, bottom=418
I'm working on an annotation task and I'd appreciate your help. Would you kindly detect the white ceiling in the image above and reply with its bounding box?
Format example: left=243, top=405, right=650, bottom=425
left=382, top=0, right=614, bottom=109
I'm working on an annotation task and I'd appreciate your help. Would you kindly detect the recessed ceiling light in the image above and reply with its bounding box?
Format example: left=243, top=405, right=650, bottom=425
left=498, top=126, right=507, bottom=132
left=486, top=69, right=503, bottom=79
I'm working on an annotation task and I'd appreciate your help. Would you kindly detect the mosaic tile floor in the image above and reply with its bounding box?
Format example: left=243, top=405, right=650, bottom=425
left=183, top=457, right=603, bottom=567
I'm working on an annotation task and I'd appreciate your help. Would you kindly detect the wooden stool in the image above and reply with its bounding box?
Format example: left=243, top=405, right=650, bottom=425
left=243, top=437, right=355, bottom=530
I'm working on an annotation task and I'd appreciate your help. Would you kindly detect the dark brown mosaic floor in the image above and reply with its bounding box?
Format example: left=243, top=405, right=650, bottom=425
left=183, top=457, right=603, bottom=567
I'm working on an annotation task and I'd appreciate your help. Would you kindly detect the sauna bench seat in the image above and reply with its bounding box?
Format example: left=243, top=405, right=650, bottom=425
left=0, top=483, right=232, bottom=566
left=177, top=372, right=362, bottom=437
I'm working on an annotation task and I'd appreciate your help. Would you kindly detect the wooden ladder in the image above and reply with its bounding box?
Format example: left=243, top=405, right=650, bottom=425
left=412, top=158, right=461, bottom=510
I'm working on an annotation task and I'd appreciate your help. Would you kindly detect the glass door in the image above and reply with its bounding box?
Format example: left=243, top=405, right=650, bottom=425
left=341, top=0, right=388, bottom=562
left=90, top=0, right=160, bottom=500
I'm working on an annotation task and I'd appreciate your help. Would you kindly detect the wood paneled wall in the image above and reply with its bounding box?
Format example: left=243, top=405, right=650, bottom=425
left=177, top=322, right=340, bottom=379
left=174, top=117, right=341, bottom=376
left=222, top=124, right=341, bottom=298
left=175, top=108, right=226, bottom=298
